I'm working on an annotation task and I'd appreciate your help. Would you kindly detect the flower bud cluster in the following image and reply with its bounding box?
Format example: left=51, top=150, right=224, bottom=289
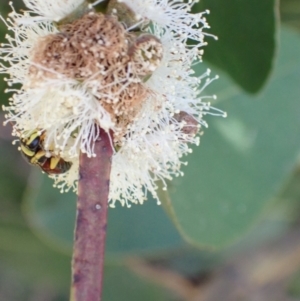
left=0, top=0, right=225, bottom=206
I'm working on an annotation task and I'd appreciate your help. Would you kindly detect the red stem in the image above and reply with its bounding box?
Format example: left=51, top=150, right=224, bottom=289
left=70, top=128, right=113, bottom=301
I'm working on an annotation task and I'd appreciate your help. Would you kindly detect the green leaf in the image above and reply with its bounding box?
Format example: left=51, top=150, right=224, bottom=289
left=195, top=0, right=278, bottom=93
left=103, top=265, right=170, bottom=301
left=0, top=141, right=25, bottom=201
left=23, top=171, right=77, bottom=253
left=0, top=224, right=71, bottom=290
left=280, top=0, right=300, bottom=31
left=0, top=140, right=28, bottom=226
left=166, top=27, right=300, bottom=248
left=106, top=197, right=182, bottom=255
left=24, top=172, right=183, bottom=256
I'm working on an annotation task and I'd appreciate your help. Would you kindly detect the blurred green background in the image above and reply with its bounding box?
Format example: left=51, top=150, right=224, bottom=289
left=1, top=0, right=300, bottom=300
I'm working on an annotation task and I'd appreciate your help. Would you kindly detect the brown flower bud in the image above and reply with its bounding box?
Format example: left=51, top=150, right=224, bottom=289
left=128, top=34, right=163, bottom=78
left=173, top=111, right=199, bottom=137
left=107, top=0, right=148, bottom=29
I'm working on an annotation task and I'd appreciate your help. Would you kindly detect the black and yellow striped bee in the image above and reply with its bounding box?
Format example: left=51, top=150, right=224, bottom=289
left=20, top=130, right=72, bottom=175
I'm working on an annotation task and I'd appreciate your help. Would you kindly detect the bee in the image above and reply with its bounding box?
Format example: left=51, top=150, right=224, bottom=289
left=19, top=130, right=72, bottom=175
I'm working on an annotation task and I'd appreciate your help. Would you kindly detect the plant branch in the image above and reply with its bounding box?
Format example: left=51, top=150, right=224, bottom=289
left=70, top=128, right=113, bottom=301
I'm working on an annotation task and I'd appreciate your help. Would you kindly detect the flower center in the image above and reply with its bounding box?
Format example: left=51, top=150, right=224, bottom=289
left=29, top=11, right=163, bottom=143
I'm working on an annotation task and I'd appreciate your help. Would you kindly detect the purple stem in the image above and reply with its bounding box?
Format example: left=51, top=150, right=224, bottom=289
left=70, top=128, right=113, bottom=301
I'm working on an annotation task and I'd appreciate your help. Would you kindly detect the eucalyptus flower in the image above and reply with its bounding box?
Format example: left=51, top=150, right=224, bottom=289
left=0, top=0, right=225, bottom=207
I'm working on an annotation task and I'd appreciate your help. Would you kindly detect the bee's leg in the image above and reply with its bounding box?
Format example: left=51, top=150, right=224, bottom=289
left=20, top=144, right=35, bottom=157
left=31, top=150, right=47, bottom=165
left=50, top=156, right=60, bottom=170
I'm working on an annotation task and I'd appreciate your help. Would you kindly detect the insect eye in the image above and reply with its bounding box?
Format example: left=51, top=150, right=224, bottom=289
left=27, top=137, right=40, bottom=151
